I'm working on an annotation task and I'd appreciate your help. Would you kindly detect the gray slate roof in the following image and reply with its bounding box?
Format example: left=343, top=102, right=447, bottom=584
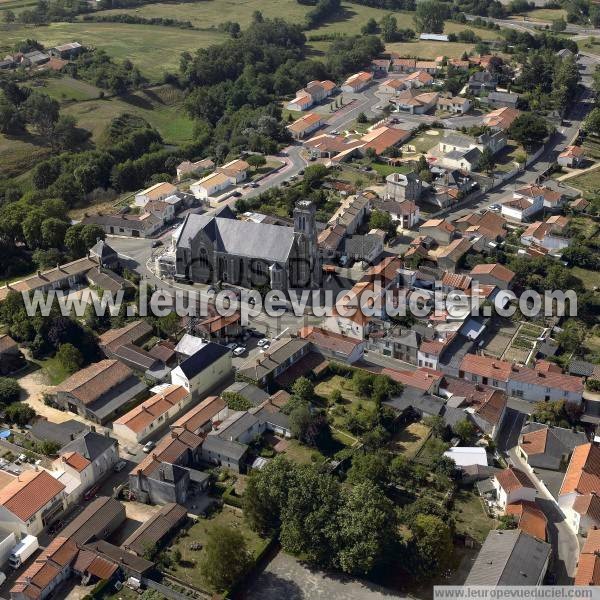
left=60, top=431, right=117, bottom=462
left=202, top=435, right=248, bottom=461
left=177, top=213, right=296, bottom=262
left=465, top=529, right=551, bottom=585
left=224, top=381, right=270, bottom=407
left=520, top=422, right=587, bottom=470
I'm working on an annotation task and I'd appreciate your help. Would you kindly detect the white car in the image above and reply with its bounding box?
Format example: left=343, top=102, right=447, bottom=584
left=260, top=343, right=271, bottom=353
left=226, top=342, right=238, bottom=351
left=233, top=346, right=246, bottom=357
left=143, top=441, right=156, bottom=453
left=257, top=338, right=270, bottom=347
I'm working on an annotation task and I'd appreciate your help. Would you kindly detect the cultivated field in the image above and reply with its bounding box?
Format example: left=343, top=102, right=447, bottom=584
left=0, top=22, right=226, bottom=79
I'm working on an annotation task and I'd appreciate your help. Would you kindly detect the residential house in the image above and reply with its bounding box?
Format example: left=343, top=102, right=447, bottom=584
left=50, top=42, right=84, bottom=59
left=144, top=199, right=176, bottom=225
left=468, top=71, right=498, bottom=93
left=222, top=381, right=270, bottom=407
left=170, top=395, right=228, bottom=435
left=190, top=171, right=234, bottom=200
left=385, top=171, right=422, bottom=202
left=0, top=334, right=23, bottom=375
left=570, top=197, right=590, bottom=213
left=514, top=184, right=565, bottom=211
left=558, top=443, right=600, bottom=535
left=286, top=91, right=313, bottom=111
left=218, top=159, right=249, bottom=183
left=344, top=231, right=384, bottom=264
left=299, top=325, right=365, bottom=364
left=399, top=70, right=434, bottom=88
left=134, top=182, right=177, bottom=208
left=89, top=240, right=120, bottom=270
left=483, top=107, right=521, bottom=131
left=54, top=360, right=146, bottom=424
left=236, top=338, right=311, bottom=389
left=287, top=113, right=323, bottom=140
left=175, top=334, right=206, bottom=360
left=436, top=95, right=472, bottom=114
left=501, top=194, right=543, bottom=222
left=372, top=198, right=420, bottom=229
left=493, top=467, right=536, bottom=509
left=327, top=194, right=369, bottom=236
left=98, top=320, right=153, bottom=358
left=459, top=354, right=584, bottom=403
left=521, top=217, right=571, bottom=252
left=354, top=126, right=411, bottom=157
left=391, top=57, right=417, bottom=73
left=367, top=327, right=421, bottom=364
left=81, top=213, right=162, bottom=238
left=464, top=529, right=552, bottom=586
left=195, top=312, right=242, bottom=343
left=391, top=89, right=439, bottom=114
left=53, top=432, right=119, bottom=504
left=558, top=145, right=585, bottom=168
left=0, top=470, right=67, bottom=537
left=518, top=423, right=587, bottom=470
left=22, top=51, right=50, bottom=67
left=487, top=91, right=520, bottom=109
left=129, top=429, right=207, bottom=504
left=29, top=419, right=88, bottom=449
left=419, top=219, right=456, bottom=245
left=575, top=528, right=600, bottom=586
left=441, top=377, right=507, bottom=440
left=340, top=71, right=373, bottom=93
left=304, top=133, right=362, bottom=160
left=114, top=385, right=192, bottom=444
left=286, top=80, right=336, bottom=110
left=379, top=78, right=406, bottom=95
left=428, top=130, right=506, bottom=172
left=176, top=158, right=215, bottom=182
left=557, top=48, right=574, bottom=59
left=505, top=500, right=548, bottom=541
left=469, top=263, right=514, bottom=290
left=370, top=58, right=391, bottom=74
left=170, top=342, right=232, bottom=399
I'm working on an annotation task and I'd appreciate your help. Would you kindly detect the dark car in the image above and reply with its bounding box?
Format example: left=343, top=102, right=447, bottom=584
left=232, top=191, right=242, bottom=197
left=151, top=240, right=163, bottom=248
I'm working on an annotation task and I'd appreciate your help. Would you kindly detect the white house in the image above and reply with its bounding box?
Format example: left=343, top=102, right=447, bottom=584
left=113, top=384, right=192, bottom=443
left=493, top=467, right=536, bottom=509
left=0, top=470, right=66, bottom=537
left=437, top=95, right=472, bottom=114
left=559, top=443, right=600, bottom=535
left=287, top=113, right=323, bottom=140
left=520, top=217, right=571, bottom=252
left=170, top=342, right=232, bottom=399
left=558, top=145, right=585, bottom=168
left=134, top=182, right=178, bottom=208
left=218, top=159, right=250, bottom=183
left=190, top=172, right=234, bottom=200
left=501, top=194, right=544, bottom=222
left=444, top=446, right=488, bottom=468
left=341, top=71, right=373, bottom=93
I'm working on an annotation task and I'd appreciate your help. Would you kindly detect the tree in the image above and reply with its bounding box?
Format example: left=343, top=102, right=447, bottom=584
left=41, top=217, right=68, bottom=249
left=410, top=513, right=453, bottom=578
left=424, top=414, right=446, bottom=438
left=334, top=482, right=397, bottom=575
left=222, top=391, right=253, bottom=411
left=380, top=14, right=399, bottom=43
left=478, top=147, right=497, bottom=175
left=0, top=94, right=23, bottom=134
left=22, top=92, right=60, bottom=138
left=369, top=209, right=394, bottom=236
left=508, top=113, right=548, bottom=149
left=329, top=388, right=342, bottom=404
left=361, top=17, right=378, bottom=34
left=289, top=402, right=312, bottom=440
left=583, top=107, right=600, bottom=136
left=346, top=451, right=389, bottom=486
left=356, top=111, right=368, bottom=124
left=0, top=378, right=22, bottom=406
left=3, top=9, right=15, bottom=22
left=414, top=0, right=446, bottom=34
left=246, top=154, right=267, bottom=171
left=453, top=419, right=477, bottom=444
left=199, top=524, right=252, bottom=592
left=352, top=370, right=374, bottom=398
left=56, top=343, right=84, bottom=375
left=291, top=376, right=314, bottom=402
left=35, top=440, right=60, bottom=456
left=551, top=18, right=567, bottom=32
left=4, top=402, right=36, bottom=426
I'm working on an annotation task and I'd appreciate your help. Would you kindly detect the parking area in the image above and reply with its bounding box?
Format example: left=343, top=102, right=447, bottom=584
left=246, top=551, right=406, bottom=600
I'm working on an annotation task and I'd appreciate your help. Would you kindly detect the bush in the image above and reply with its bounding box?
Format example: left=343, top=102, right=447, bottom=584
left=0, top=378, right=23, bottom=406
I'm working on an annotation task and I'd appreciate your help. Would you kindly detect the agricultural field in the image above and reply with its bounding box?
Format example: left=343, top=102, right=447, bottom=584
left=0, top=22, right=226, bottom=80
left=567, top=165, right=600, bottom=196
left=0, top=133, right=52, bottom=179
left=24, top=76, right=102, bottom=102
left=510, top=7, right=567, bottom=21
left=98, top=0, right=310, bottom=28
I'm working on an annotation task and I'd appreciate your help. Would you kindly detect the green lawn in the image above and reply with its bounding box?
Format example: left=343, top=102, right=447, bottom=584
left=24, top=76, right=102, bottom=103
left=511, top=8, right=567, bottom=21
left=166, top=506, right=266, bottom=591
left=0, top=22, right=226, bottom=80
left=406, top=130, right=442, bottom=154
left=571, top=266, right=600, bottom=291
left=0, top=132, right=52, bottom=179
left=30, top=355, right=71, bottom=385
left=453, top=488, right=497, bottom=543
left=282, top=439, right=326, bottom=464
left=390, top=421, right=431, bottom=458
left=370, top=162, right=413, bottom=177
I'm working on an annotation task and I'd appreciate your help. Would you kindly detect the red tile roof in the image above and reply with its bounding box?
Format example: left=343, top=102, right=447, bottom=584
left=469, top=263, right=515, bottom=283
left=0, top=469, right=65, bottom=522
left=575, top=528, right=600, bottom=585
left=496, top=467, right=535, bottom=493
left=171, top=395, right=226, bottom=434
left=61, top=451, right=91, bottom=472
left=299, top=326, right=363, bottom=358
left=560, top=444, right=600, bottom=496
left=382, top=367, right=443, bottom=391
left=506, top=500, right=547, bottom=540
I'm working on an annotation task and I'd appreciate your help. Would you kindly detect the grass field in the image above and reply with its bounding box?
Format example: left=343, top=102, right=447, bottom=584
left=0, top=133, right=52, bottom=179
left=25, top=76, right=102, bottom=102
left=510, top=8, right=567, bottom=21
left=99, top=0, right=309, bottom=28
left=62, top=85, right=194, bottom=145
left=391, top=421, right=431, bottom=458
left=566, top=166, right=600, bottom=196
left=0, top=22, right=226, bottom=80
left=571, top=266, right=600, bottom=290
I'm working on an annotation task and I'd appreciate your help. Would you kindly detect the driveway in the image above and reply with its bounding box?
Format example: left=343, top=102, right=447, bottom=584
left=244, top=551, right=407, bottom=600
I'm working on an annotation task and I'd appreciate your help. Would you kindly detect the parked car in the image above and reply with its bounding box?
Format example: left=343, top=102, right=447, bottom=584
left=114, top=460, right=127, bottom=473
left=490, top=203, right=501, bottom=212
left=257, top=338, right=270, bottom=347
left=232, top=191, right=242, bottom=197
left=250, top=182, right=259, bottom=188
left=226, top=342, right=238, bottom=351
left=233, top=346, right=246, bottom=357
left=84, top=485, right=99, bottom=501
left=143, top=441, right=156, bottom=454
left=151, top=240, right=163, bottom=248
left=260, top=343, right=271, bottom=353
